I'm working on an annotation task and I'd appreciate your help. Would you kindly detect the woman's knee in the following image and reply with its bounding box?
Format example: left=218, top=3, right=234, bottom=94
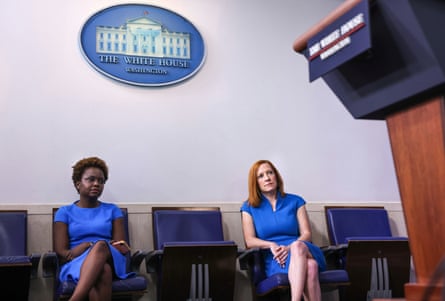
left=91, top=240, right=110, bottom=254
left=290, top=241, right=309, bottom=256
left=306, top=259, right=319, bottom=281
left=93, top=240, right=108, bottom=249
left=97, top=263, right=113, bottom=283
left=103, top=263, right=112, bottom=277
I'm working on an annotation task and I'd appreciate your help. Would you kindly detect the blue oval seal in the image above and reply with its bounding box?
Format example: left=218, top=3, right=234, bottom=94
left=80, top=4, right=206, bottom=87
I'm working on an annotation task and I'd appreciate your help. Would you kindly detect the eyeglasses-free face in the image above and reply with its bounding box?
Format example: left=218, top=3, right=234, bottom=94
left=256, top=163, right=277, bottom=194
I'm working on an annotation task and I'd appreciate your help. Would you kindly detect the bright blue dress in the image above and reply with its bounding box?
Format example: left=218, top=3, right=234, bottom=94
left=241, top=193, right=326, bottom=277
left=55, top=201, right=135, bottom=283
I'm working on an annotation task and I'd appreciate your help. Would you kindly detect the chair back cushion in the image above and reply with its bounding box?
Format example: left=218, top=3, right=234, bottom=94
left=152, top=208, right=224, bottom=249
left=0, top=211, right=27, bottom=256
left=325, top=207, right=393, bottom=245
left=119, top=208, right=132, bottom=273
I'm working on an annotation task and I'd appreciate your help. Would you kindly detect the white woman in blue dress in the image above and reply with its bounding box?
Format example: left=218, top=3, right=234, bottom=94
left=241, top=160, right=326, bottom=301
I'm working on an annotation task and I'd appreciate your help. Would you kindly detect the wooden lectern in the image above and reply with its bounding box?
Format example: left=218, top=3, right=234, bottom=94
left=293, top=0, right=445, bottom=300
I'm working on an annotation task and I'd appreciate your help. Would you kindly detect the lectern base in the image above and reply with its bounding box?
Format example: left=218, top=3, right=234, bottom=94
left=405, top=283, right=444, bottom=301
left=387, top=97, right=445, bottom=301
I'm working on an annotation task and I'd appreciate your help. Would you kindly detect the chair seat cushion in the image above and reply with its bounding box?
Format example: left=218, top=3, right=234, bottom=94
left=319, top=269, right=349, bottom=284
left=58, top=276, right=147, bottom=295
left=112, top=276, right=147, bottom=292
left=255, top=273, right=289, bottom=296
left=0, top=255, right=31, bottom=265
left=346, top=236, right=408, bottom=242
left=255, top=269, right=349, bottom=295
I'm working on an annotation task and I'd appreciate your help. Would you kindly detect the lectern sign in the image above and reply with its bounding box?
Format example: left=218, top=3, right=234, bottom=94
left=306, top=0, right=371, bottom=82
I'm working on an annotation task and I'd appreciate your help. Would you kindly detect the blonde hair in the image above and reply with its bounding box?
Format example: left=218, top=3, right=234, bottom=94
left=247, top=160, right=284, bottom=207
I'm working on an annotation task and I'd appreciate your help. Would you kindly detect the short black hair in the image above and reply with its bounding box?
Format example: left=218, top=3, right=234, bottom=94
left=72, top=157, right=108, bottom=189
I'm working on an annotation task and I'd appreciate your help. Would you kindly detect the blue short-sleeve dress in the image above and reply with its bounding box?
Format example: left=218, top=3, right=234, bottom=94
left=241, top=193, right=326, bottom=277
left=55, top=201, right=135, bottom=283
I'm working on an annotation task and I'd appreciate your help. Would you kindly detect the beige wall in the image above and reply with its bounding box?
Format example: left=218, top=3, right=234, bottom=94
left=3, top=202, right=407, bottom=301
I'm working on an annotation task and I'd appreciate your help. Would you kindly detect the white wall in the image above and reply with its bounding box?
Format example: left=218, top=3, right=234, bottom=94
left=0, top=0, right=400, bottom=205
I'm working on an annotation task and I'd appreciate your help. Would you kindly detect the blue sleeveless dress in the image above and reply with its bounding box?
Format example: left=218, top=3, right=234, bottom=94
left=55, top=201, right=135, bottom=283
left=241, top=193, right=326, bottom=277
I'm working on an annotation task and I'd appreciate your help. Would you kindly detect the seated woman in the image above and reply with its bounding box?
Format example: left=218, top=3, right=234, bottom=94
left=53, top=156, right=134, bottom=301
left=240, top=160, right=326, bottom=301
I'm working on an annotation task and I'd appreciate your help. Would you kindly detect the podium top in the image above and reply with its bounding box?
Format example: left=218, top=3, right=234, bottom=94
left=293, top=0, right=361, bottom=53
left=291, top=0, right=445, bottom=120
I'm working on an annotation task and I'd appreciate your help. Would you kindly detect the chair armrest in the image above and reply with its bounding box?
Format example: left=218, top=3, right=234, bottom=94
left=145, top=250, right=163, bottom=273
left=237, top=247, right=246, bottom=257
left=321, top=244, right=348, bottom=256
left=30, top=253, right=41, bottom=279
left=130, top=250, right=148, bottom=273
left=238, top=248, right=261, bottom=270
left=42, top=251, right=59, bottom=278
left=321, top=244, right=348, bottom=270
left=238, top=248, right=268, bottom=285
left=346, top=236, right=409, bottom=241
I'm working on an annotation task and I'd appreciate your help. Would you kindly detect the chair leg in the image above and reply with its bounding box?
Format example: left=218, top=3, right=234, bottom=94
left=279, top=290, right=291, bottom=301
left=256, top=292, right=283, bottom=301
left=279, top=293, right=290, bottom=301
left=0, top=266, right=32, bottom=301
left=256, top=289, right=290, bottom=301
left=338, top=286, right=347, bottom=301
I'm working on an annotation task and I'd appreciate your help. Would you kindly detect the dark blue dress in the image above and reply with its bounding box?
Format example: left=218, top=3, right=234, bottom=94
left=55, top=201, right=134, bottom=283
left=241, top=193, right=326, bottom=277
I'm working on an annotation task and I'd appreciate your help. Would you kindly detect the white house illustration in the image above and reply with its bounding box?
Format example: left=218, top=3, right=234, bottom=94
left=96, top=16, right=191, bottom=59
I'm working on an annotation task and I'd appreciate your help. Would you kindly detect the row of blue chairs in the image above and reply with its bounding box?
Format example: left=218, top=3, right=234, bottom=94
left=0, top=206, right=410, bottom=301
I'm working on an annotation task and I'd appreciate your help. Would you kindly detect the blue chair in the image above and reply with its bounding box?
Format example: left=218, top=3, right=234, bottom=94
left=238, top=247, right=350, bottom=301
left=0, top=210, right=41, bottom=301
left=324, top=206, right=411, bottom=300
left=42, top=208, right=147, bottom=301
left=146, top=207, right=238, bottom=301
